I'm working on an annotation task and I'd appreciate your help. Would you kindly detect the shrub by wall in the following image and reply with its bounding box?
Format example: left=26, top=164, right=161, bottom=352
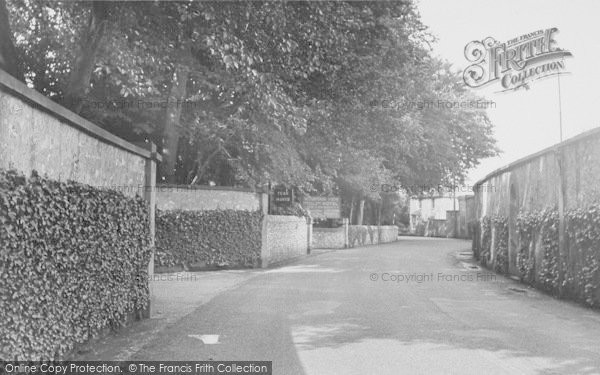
left=565, top=206, right=600, bottom=306
left=480, top=216, right=492, bottom=267
left=155, top=210, right=263, bottom=269
left=471, top=221, right=480, bottom=260
left=503, top=206, right=600, bottom=307
left=516, top=212, right=538, bottom=284
left=492, top=216, right=509, bottom=274
left=514, top=209, right=561, bottom=294
left=537, top=209, right=561, bottom=294
left=478, top=215, right=508, bottom=272
left=0, top=169, right=151, bottom=360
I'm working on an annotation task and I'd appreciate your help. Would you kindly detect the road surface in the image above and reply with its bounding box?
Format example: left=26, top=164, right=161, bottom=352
left=128, top=237, right=600, bottom=374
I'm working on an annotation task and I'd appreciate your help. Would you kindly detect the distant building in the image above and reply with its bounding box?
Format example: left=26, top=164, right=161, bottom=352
left=409, top=194, right=474, bottom=238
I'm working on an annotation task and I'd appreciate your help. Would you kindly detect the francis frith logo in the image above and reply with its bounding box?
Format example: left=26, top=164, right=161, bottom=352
left=463, top=27, right=572, bottom=91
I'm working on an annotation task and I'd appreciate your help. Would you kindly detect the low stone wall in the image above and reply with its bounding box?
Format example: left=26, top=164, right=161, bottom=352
left=156, top=185, right=263, bottom=211
left=313, top=227, right=347, bottom=249
left=379, top=226, right=399, bottom=243
left=263, top=215, right=309, bottom=266
left=348, top=225, right=399, bottom=247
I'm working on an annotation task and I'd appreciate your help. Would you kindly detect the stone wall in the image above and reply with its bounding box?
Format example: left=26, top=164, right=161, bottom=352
left=378, top=226, right=399, bottom=243
left=313, top=227, right=347, bottom=249
left=155, top=186, right=311, bottom=268
left=156, top=185, right=263, bottom=211
left=348, top=225, right=398, bottom=247
left=0, top=70, right=151, bottom=197
left=263, top=215, right=309, bottom=265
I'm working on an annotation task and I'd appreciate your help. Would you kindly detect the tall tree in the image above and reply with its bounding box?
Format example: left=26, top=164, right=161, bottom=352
left=0, top=0, right=21, bottom=80
left=62, top=1, right=110, bottom=112
left=4, top=0, right=498, bottom=196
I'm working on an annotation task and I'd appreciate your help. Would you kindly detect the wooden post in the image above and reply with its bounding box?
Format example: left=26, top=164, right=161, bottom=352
left=259, top=192, right=270, bottom=268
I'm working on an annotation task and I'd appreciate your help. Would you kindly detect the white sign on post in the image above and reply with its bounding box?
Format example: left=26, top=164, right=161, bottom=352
left=302, top=196, right=341, bottom=219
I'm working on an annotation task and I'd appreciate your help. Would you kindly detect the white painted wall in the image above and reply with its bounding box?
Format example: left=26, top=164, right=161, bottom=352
left=409, top=196, right=458, bottom=221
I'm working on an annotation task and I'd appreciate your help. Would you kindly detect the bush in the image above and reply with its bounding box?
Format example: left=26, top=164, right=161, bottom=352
left=566, top=205, right=600, bottom=306
left=480, top=216, right=492, bottom=267
left=478, top=215, right=508, bottom=273
left=515, top=206, right=600, bottom=306
left=516, top=212, right=538, bottom=284
left=537, top=208, right=561, bottom=294
left=155, top=210, right=263, bottom=268
left=492, top=216, right=509, bottom=274
left=0, top=169, right=151, bottom=360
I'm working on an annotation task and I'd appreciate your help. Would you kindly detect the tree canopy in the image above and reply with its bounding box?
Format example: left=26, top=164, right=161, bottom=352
left=1, top=0, right=498, bottom=222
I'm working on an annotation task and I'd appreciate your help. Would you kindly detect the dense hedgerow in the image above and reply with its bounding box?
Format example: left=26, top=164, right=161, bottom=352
left=479, top=216, right=492, bottom=267
left=0, top=169, right=151, bottom=360
left=154, top=209, right=263, bottom=268
left=492, top=216, right=509, bottom=274
left=479, top=206, right=600, bottom=307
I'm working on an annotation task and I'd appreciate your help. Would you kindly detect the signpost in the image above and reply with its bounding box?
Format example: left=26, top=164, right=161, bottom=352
left=273, top=186, right=293, bottom=206
left=302, top=196, right=341, bottom=219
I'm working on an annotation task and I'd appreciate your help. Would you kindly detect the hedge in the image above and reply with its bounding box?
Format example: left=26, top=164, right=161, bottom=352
left=155, top=210, right=263, bottom=269
left=478, top=206, right=600, bottom=307
left=566, top=205, right=600, bottom=306
left=0, top=169, right=151, bottom=360
left=492, top=216, right=509, bottom=274
left=479, top=216, right=492, bottom=267
left=478, top=216, right=508, bottom=273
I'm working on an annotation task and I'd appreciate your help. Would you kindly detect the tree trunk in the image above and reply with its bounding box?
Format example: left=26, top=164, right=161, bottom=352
left=0, top=0, right=22, bottom=81
left=160, top=65, right=189, bottom=183
left=348, top=196, right=355, bottom=225
left=357, top=199, right=365, bottom=225
left=63, top=1, right=110, bottom=113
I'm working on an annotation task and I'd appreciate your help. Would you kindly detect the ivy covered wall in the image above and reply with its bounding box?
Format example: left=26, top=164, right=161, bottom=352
left=473, top=128, right=600, bottom=308
left=0, top=169, right=152, bottom=360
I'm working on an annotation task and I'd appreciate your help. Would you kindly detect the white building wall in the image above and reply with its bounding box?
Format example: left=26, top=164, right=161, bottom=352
left=410, top=196, right=458, bottom=221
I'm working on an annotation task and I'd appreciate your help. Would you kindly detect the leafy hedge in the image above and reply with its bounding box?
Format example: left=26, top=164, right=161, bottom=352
left=516, top=212, right=538, bottom=284
left=155, top=210, right=263, bottom=268
left=0, top=169, right=151, bottom=360
left=479, top=216, right=492, bottom=267
left=492, top=216, right=509, bottom=274
left=516, top=209, right=564, bottom=295
left=504, top=206, right=600, bottom=307
left=478, top=215, right=508, bottom=272
left=566, top=205, right=600, bottom=306
left=537, top=209, right=561, bottom=294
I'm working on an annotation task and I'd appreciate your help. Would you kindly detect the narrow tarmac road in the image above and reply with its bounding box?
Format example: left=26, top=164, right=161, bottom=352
left=130, top=238, right=600, bottom=375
